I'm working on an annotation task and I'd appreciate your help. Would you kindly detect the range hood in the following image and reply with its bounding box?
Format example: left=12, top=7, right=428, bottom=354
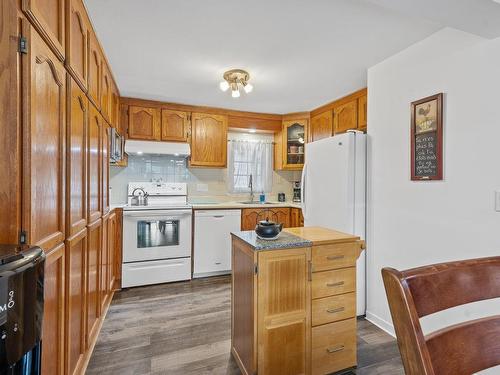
left=125, top=140, right=191, bottom=157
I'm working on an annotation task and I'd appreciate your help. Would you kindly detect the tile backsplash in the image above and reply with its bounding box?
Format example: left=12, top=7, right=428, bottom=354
left=110, top=154, right=300, bottom=204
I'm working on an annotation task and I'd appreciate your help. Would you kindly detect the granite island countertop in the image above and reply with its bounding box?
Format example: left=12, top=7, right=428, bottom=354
left=231, top=230, right=312, bottom=250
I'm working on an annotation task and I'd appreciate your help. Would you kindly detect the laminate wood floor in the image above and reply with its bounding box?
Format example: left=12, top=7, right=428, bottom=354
left=86, top=276, right=404, bottom=375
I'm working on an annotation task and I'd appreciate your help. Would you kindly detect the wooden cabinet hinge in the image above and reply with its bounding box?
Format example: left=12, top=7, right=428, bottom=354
left=19, top=36, right=28, bottom=54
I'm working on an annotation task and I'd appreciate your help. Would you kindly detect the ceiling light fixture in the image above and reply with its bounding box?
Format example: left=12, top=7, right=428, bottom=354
left=220, top=69, right=253, bottom=98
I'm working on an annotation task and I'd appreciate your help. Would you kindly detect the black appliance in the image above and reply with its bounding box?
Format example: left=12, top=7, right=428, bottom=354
left=0, top=245, right=45, bottom=375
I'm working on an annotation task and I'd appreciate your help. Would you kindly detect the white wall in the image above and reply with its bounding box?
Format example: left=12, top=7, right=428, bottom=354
left=366, top=28, right=500, bottom=336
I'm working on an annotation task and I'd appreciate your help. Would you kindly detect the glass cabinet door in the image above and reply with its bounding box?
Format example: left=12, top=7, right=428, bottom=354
left=283, top=120, right=306, bottom=169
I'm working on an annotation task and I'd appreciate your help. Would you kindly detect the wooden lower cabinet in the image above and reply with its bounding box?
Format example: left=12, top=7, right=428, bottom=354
left=290, top=208, right=304, bottom=228
left=257, top=248, right=311, bottom=375
left=100, top=214, right=110, bottom=312
left=231, top=229, right=362, bottom=375
left=241, top=207, right=291, bottom=230
left=42, top=243, right=65, bottom=375
left=108, top=211, right=117, bottom=290
left=65, top=228, right=87, bottom=375
left=311, top=318, right=357, bottom=375
left=86, top=219, right=101, bottom=345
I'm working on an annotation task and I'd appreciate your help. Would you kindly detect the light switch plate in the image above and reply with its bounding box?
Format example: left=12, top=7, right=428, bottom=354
left=495, top=191, right=500, bottom=212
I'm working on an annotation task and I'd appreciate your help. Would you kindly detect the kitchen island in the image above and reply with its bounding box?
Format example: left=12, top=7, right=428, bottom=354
left=231, top=227, right=364, bottom=375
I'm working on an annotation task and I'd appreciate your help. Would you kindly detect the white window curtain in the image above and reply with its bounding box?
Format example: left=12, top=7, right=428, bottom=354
left=227, top=140, right=273, bottom=194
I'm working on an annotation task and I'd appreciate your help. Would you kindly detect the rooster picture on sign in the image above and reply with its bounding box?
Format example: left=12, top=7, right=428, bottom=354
left=415, top=99, right=438, bottom=134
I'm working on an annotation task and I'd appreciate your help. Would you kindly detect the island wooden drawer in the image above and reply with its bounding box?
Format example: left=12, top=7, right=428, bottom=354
left=312, top=243, right=358, bottom=272
left=312, top=292, right=356, bottom=326
left=312, top=268, right=355, bottom=299
left=312, top=318, right=357, bottom=375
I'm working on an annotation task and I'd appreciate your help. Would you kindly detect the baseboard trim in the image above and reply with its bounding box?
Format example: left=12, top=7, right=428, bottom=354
left=365, top=311, right=396, bottom=337
left=78, top=289, right=115, bottom=375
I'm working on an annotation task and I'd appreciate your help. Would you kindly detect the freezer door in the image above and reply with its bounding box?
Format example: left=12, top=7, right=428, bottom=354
left=303, top=133, right=355, bottom=232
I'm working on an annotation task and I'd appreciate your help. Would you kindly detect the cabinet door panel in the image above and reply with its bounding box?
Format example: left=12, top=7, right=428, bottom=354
left=87, top=219, right=101, bottom=345
left=310, top=110, right=332, bottom=142
left=42, top=243, right=65, bottom=375
left=0, top=1, right=23, bottom=244
left=128, top=106, right=160, bottom=140
left=333, top=100, right=357, bottom=134
left=101, top=64, right=111, bottom=121
left=161, top=109, right=188, bottom=142
left=190, top=113, right=227, bottom=167
left=358, top=94, right=367, bottom=131
left=257, top=248, right=311, bottom=375
left=24, top=29, right=66, bottom=251
left=88, top=34, right=101, bottom=109
left=88, top=105, right=101, bottom=223
left=66, top=0, right=88, bottom=89
left=67, top=76, right=87, bottom=237
left=102, top=121, right=110, bottom=214
left=22, top=0, right=65, bottom=60
left=108, top=211, right=117, bottom=290
left=100, top=214, right=110, bottom=311
left=65, top=229, right=87, bottom=375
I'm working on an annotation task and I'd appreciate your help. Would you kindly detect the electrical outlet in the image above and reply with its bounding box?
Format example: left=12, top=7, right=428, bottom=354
left=197, top=183, right=208, bottom=192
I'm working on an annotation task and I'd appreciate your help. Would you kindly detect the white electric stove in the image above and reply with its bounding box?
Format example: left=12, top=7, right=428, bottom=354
left=122, top=182, right=192, bottom=287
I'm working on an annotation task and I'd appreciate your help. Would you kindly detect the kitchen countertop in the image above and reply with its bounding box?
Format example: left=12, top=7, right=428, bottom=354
left=231, top=230, right=312, bottom=251
left=190, top=201, right=302, bottom=210
left=109, top=201, right=302, bottom=210
left=284, top=226, right=360, bottom=245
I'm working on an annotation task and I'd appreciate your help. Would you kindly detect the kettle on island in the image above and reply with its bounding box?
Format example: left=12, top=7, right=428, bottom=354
left=255, top=218, right=283, bottom=239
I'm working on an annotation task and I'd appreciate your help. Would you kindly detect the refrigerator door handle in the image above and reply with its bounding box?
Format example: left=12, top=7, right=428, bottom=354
left=301, top=162, right=307, bottom=219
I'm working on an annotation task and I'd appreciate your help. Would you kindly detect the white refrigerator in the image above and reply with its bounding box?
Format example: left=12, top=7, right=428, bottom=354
left=301, top=130, right=366, bottom=315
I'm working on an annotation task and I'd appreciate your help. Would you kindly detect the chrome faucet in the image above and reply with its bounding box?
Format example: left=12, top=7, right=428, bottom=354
left=248, top=174, right=254, bottom=202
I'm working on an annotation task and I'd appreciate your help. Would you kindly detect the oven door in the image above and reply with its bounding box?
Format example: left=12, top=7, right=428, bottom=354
left=123, top=209, right=192, bottom=263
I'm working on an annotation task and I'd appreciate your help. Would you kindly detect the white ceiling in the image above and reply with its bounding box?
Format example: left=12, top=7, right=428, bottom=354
left=84, top=0, right=497, bottom=114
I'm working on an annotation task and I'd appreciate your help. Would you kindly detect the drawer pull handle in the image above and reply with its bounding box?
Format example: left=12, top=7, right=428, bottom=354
left=326, top=345, right=345, bottom=354
left=327, top=307, right=345, bottom=314
left=327, top=255, right=344, bottom=261
left=215, top=262, right=221, bottom=265
left=326, top=281, right=345, bottom=287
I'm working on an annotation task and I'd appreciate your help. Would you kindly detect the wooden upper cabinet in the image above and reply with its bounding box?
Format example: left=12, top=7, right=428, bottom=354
left=102, top=121, right=110, bottom=215
left=24, top=27, right=66, bottom=251
left=283, top=119, right=307, bottom=170
left=358, top=93, right=367, bottom=131
left=88, top=33, right=101, bottom=109
left=67, top=76, right=87, bottom=237
left=128, top=106, right=160, bottom=140
left=22, top=0, right=65, bottom=61
left=42, top=243, right=65, bottom=375
left=257, top=247, right=311, bottom=375
left=88, top=105, right=102, bottom=224
left=310, top=110, right=332, bottom=142
left=190, top=113, right=228, bottom=167
left=161, top=109, right=189, bottom=142
left=66, top=0, right=88, bottom=90
left=110, top=82, right=120, bottom=128
left=333, top=99, right=358, bottom=134
left=64, top=229, right=87, bottom=375
left=101, top=64, right=111, bottom=122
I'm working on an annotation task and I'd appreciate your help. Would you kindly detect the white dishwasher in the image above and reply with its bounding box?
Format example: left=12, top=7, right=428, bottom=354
left=194, top=209, right=241, bottom=278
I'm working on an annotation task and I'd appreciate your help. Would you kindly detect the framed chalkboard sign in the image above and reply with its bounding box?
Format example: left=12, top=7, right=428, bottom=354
left=411, top=93, right=443, bottom=180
